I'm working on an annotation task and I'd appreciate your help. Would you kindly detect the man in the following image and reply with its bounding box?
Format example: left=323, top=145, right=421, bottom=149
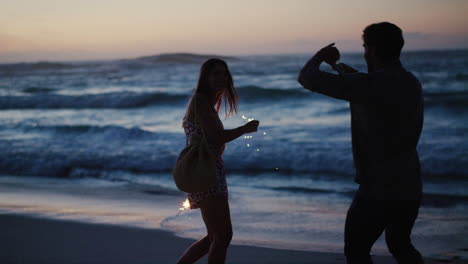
left=298, top=22, right=424, bottom=264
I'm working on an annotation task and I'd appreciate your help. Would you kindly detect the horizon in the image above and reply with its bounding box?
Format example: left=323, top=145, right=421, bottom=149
left=1, top=48, right=467, bottom=65
left=1, top=0, right=467, bottom=63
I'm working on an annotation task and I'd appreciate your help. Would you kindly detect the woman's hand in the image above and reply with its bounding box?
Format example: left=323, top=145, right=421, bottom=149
left=214, top=120, right=260, bottom=144
left=244, top=120, right=260, bottom=133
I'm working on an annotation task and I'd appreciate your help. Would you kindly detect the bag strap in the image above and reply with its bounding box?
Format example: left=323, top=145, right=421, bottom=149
left=186, top=95, right=199, bottom=146
left=184, top=95, right=198, bottom=146
left=193, top=93, right=210, bottom=141
left=193, top=93, right=199, bottom=124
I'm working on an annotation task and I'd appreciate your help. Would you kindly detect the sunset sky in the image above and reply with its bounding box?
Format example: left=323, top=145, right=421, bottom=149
left=1, top=0, right=467, bottom=62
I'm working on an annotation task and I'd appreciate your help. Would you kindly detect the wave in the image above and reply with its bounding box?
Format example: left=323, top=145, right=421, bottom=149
left=455, top=73, right=468, bottom=81
left=266, top=185, right=468, bottom=207
left=269, top=186, right=353, bottom=196
left=0, top=86, right=316, bottom=109
left=421, top=192, right=468, bottom=208
left=0, top=121, right=466, bottom=179
left=0, top=62, right=76, bottom=71
left=0, top=124, right=466, bottom=180
left=22, top=87, right=57, bottom=93
left=0, top=91, right=189, bottom=109
left=425, top=91, right=468, bottom=98
left=424, top=91, right=468, bottom=108
left=3, top=86, right=466, bottom=110
left=237, top=85, right=311, bottom=100
left=0, top=146, right=466, bottom=181
left=67, top=168, right=180, bottom=196
left=18, top=124, right=159, bottom=139
left=0, top=147, right=175, bottom=178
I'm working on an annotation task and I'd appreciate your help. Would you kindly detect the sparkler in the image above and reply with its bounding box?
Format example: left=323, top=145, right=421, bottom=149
left=176, top=198, right=191, bottom=216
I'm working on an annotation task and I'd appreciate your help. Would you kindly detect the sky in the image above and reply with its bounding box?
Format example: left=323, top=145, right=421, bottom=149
left=1, top=0, right=467, bottom=62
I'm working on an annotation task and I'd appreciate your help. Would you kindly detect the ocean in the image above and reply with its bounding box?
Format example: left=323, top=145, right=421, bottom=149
left=0, top=51, right=467, bottom=259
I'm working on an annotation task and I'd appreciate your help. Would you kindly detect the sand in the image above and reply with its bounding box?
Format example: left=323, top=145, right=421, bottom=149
left=1, top=213, right=465, bottom=264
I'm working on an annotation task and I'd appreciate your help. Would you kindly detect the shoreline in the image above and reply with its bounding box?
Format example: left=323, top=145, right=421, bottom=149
left=2, top=213, right=465, bottom=264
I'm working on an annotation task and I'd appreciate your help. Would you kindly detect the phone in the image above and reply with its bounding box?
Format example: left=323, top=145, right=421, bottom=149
left=333, top=60, right=345, bottom=74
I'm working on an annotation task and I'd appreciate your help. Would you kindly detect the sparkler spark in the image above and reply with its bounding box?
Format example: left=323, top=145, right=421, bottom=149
left=181, top=199, right=190, bottom=210
left=242, top=114, right=254, bottom=123
left=241, top=113, right=264, bottom=152
left=176, top=199, right=191, bottom=216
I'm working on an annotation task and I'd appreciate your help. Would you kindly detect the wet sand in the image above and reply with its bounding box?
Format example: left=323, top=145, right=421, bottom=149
left=1, top=213, right=465, bottom=264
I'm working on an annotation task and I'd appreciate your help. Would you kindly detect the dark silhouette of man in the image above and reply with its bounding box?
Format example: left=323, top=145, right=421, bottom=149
left=298, top=22, right=424, bottom=264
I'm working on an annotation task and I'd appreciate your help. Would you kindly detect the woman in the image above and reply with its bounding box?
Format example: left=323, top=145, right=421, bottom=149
left=176, top=58, right=259, bottom=264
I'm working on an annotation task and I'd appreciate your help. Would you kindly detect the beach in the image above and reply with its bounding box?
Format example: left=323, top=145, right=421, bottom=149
left=1, top=174, right=467, bottom=264
left=3, top=213, right=467, bottom=264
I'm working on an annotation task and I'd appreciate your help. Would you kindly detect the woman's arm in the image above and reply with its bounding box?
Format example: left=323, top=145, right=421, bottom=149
left=195, top=94, right=259, bottom=145
left=220, top=121, right=259, bottom=144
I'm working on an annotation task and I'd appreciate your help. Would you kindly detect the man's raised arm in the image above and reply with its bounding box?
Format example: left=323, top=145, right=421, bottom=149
left=298, top=44, right=376, bottom=104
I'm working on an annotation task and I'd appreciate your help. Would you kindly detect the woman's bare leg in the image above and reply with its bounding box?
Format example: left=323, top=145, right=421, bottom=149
left=176, top=235, right=211, bottom=264
left=200, top=196, right=232, bottom=264
left=175, top=196, right=231, bottom=264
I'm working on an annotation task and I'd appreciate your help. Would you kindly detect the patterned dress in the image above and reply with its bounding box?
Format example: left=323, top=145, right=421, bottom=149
left=182, top=107, right=228, bottom=209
